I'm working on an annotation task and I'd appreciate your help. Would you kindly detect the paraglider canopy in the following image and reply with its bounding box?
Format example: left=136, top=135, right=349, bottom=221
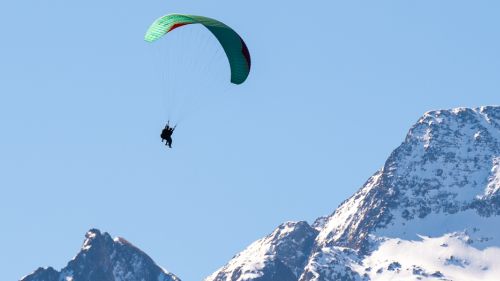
left=145, top=14, right=251, bottom=85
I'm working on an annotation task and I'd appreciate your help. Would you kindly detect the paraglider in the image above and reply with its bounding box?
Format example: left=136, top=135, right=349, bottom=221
left=145, top=14, right=251, bottom=84
left=145, top=14, right=251, bottom=148
left=161, top=121, right=176, bottom=148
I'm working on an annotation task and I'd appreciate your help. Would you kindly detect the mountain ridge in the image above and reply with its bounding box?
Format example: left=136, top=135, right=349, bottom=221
left=206, top=105, right=500, bottom=281
left=21, top=229, right=180, bottom=281
left=21, top=106, right=500, bottom=281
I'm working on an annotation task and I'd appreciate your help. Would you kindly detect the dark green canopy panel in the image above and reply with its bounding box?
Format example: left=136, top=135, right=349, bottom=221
left=145, top=14, right=251, bottom=85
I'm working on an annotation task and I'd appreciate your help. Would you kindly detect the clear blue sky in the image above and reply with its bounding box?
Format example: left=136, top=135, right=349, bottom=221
left=1, top=1, right=499, bottom=280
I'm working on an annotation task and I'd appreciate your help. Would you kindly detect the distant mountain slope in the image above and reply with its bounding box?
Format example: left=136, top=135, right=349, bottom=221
left=205, top=221, right=317, bottom=281
left=206, top=106, right=500, bottom=281
left=21, top=229, right=180, bottom=281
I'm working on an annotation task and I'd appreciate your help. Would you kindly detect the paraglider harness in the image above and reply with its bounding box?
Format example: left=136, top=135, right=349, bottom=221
left=161, top=121, right=176, bottom=148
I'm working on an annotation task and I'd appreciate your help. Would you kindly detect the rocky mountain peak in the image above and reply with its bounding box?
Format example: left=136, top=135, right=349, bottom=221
left=205, top=105, right=500, bottom=281
left=206, top=221, right=317, bottom=281
left=316, top=106, right=500, bottom=251
left=21, top=229, right=180, bottom=281
left=80, top=228, right=113, bottom=252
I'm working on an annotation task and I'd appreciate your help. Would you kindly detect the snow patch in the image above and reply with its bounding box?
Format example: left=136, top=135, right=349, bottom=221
left=357, top=234, right=500, bottom=281
left=484, top=157, right=500, bottom=197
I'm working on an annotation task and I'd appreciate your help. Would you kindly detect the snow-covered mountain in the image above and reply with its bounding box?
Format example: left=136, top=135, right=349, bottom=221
left=206, top=106, right=500, bottom=281
left=21, top=229, right=180, bottom=281
left=21, top=106, right=500, bottom=281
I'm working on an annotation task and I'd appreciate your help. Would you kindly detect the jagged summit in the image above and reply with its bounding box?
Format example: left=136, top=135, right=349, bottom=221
left=80, top=228, right=111, bottom=251
left=206, top=106, right=500, bottom=281
left=316, top=106, right=500, bottom=251
left=21, top=229, right=180, bottom=281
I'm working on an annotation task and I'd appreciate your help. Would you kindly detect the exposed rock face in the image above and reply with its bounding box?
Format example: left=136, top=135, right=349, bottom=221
left=206, top=106, right=500, bottom=281
left=21, top=229, right=180, bottom=281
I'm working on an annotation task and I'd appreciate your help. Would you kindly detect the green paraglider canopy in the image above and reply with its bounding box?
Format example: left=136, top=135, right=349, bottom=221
left=145, top=14, right=251, bottom=85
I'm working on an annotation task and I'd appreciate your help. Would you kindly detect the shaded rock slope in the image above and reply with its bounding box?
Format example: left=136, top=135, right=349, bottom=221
left=21, top=229, right=180, bottom=281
